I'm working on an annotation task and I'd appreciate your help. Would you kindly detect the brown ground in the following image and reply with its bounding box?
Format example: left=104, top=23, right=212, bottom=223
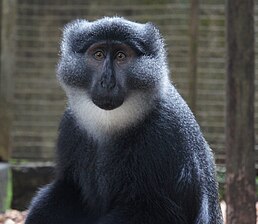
left=0, top=202, right=256, bottom=224
left=0, top=210, right=27, bottom=224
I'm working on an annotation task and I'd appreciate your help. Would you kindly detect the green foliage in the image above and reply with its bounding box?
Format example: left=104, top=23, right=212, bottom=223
left=256, top=176, right=258, bottom=197
left=3, top=169, right=12, bottom=210
left=10, top=159, right=30, bottom=165
left=217, top=168, right=225, bottom=200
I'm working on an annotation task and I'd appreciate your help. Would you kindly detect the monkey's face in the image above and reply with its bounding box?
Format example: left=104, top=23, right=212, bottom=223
left=85, top=41, right=136, bottom=110
left=57, top=17, right=169, bottom=134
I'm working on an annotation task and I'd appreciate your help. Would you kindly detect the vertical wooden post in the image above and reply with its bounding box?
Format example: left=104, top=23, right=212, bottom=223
left=226, top=0, right=256, bottom=223
left=0, top=0, right=17, bottom=161
left=1, top=0, right=16, bottom=100
left=188, top=0, right=199, bottom=114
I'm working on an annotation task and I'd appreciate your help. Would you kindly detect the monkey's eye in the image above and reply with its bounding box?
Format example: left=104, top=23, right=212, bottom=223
left=93, top=51, right=105, bottom=60
left=115, top=52, right=126, bottom=61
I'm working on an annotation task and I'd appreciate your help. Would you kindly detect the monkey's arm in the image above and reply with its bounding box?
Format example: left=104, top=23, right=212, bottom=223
left=96, top=197, right=188, bottom=224
left=25, top=180, right=89, bottom=224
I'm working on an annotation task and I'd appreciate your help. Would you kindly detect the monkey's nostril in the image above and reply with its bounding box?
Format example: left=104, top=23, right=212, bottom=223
left=100, top=80, right=107, bottom=88
left=108, top=81, right=116, bottom=90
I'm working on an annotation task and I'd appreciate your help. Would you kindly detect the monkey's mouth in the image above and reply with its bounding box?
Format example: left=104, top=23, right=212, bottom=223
left=91, top=84, right=126, bottom=110
left=92, top=96, right=124, bottom=110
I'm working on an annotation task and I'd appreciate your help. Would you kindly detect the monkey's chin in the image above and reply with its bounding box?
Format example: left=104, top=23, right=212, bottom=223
left=92, top=99, right=124, bottom=111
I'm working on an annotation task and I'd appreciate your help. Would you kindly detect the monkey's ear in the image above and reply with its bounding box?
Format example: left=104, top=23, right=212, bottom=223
left=142, top=22, right=165, bottom=57
left=61, top=19, right=90, bottom=54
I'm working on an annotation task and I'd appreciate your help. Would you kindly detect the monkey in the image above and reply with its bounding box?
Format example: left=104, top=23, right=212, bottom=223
left=25, top=17, right=223, bottom=224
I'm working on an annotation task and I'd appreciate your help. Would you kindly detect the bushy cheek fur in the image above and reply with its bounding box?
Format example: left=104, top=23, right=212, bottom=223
left=57, top=54, right=92, bottom=88
left=127, top=56, right=168, bottom=89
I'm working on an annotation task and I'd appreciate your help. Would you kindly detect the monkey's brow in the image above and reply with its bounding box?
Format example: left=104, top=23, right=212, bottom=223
left=73, top=35, right=145, bottom=55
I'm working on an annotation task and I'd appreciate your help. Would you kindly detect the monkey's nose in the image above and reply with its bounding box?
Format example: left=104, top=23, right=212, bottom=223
left=100, top=76, right=116, bottom=90
left=100, top=79, right=116, bottom=90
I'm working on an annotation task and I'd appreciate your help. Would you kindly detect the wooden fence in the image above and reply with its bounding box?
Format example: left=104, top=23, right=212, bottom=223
left=0, top=0, right=257, bottom=165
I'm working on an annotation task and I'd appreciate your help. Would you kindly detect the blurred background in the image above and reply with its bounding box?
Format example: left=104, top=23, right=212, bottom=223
left=0, top=0, right=257, bottom=223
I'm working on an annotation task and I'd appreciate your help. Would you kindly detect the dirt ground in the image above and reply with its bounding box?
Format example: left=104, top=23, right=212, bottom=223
left=0, top=202, right=256, bottom=224
left=0, top=210, right=27, bottom=224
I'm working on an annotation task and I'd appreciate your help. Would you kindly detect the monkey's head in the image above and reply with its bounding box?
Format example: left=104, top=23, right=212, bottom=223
left=57, top=17, right=170, bottom=137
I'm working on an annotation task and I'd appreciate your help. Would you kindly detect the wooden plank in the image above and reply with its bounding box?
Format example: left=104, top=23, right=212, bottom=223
left=1, top=0, right=16, bottom=101
left=188, top=0, right=199, bottom=113
left=0, top=0, right=17, bottom=161
left=226, top=0, right=256, bottom=222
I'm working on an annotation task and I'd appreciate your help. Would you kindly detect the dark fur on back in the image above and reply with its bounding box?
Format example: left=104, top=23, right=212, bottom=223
left=25, top=17, right=223, bottom=224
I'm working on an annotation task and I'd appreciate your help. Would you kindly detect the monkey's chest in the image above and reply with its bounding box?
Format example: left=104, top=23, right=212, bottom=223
left=93, top=145, right=139, bottom=199
left=84, top=142, right=173, bottom=211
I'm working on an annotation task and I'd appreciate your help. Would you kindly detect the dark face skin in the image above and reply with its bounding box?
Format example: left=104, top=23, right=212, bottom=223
left=86, top=41, right=136, bottom=110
